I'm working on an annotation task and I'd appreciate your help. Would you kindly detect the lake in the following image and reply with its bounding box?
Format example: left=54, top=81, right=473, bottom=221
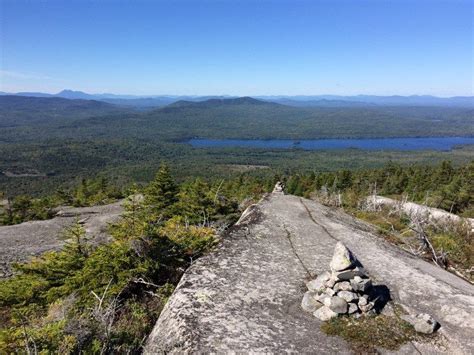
left=188, top=137, right=474, bottom=151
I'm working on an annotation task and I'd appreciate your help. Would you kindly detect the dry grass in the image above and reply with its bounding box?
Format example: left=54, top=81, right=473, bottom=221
left=321, top=314, right=421, bottom=353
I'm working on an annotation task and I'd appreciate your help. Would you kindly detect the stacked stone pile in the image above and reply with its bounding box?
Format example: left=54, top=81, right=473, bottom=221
left=302, top=242, right=377, bottom=321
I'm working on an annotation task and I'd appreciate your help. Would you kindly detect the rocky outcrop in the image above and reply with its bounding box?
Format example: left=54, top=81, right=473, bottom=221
left=145, top=193, right=474, bottom=354
left=368, top=195, right=474, bottom=230
left=0, top=201, right=123, bottom=277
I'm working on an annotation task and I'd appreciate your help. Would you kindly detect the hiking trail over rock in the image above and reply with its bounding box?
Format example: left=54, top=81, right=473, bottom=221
left=145, top=192, right=474, bottom=354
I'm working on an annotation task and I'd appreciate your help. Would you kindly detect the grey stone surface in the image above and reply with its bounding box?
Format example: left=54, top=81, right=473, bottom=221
left=0, top=201, right=123, bottom=277
left=301, top=291, right=323, bottom=313
left=145, top=193, right=474, bottom=354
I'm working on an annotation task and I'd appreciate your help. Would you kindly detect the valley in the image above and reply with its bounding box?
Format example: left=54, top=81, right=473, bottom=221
left=1, top=95, right=473, bottom=196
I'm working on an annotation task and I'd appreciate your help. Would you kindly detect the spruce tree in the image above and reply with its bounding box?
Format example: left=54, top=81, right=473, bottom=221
left=144, top=164, right=178, bottom=214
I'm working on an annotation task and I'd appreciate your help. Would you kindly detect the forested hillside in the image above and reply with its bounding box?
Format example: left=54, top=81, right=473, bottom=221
left=0, top=96, right=126, bottom=127
left=1, top=96, right=473, bottom=196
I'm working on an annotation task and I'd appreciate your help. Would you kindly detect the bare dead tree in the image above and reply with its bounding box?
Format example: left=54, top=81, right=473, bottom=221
left=90, top=279, right=120, bottom=355
left=408, top=212, right=446, bottom=268
left=20, top=315, right=37, bottom=355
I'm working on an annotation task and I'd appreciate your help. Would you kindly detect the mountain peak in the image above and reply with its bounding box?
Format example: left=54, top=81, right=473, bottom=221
left=165, top=96, right=275, bottom=109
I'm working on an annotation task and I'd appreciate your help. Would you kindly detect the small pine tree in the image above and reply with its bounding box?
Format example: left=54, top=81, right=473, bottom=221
left=144, top=164, right=178, bottom=214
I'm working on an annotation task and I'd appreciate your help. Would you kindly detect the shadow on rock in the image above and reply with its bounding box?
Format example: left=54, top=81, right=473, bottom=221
left=369, top=284, right=392, bottom=313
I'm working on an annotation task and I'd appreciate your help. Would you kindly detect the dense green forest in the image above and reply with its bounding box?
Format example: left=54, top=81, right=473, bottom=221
left=1, top=96, right=473, bottom=196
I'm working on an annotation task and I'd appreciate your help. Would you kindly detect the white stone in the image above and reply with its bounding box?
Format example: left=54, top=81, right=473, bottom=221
left=359, top=301, right=375, bottom=313
left=315, top=293, right=329, bottom=304
left=413, top=313, right=439, bottom=334
left=324, top=288, right=336, bottom=297
left=358, top=296, right=368, bottom=307
left=325, top=275, right=337, bottom=288
left=313, top=306, right=338, bottom=321
left=348, top=303, right=359, bottom=314
left=330, top=242, right=355, bottom=272
left=306, top=271, right=331, bottom=293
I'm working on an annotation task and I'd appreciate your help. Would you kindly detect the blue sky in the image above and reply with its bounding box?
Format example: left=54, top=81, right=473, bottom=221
left=1, top=0, right=472, bottom=96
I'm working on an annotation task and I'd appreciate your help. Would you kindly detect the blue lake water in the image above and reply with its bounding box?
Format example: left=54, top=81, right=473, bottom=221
left=188, top=137, right=474, bottom=151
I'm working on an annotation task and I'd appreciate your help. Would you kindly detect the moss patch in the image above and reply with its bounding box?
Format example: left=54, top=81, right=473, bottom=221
left=321, top=314, right=419, bottom=353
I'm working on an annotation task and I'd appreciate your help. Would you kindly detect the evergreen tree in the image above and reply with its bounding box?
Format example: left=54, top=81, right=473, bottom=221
left=144, top=164, right=178, bottom=214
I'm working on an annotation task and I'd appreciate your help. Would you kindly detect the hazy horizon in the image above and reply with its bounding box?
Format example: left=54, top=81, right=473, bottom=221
left=2, top=88, right=473, bottom=99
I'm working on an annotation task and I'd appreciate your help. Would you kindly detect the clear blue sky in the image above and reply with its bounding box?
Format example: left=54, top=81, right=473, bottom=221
left=1, top=0, right=472, bottom=96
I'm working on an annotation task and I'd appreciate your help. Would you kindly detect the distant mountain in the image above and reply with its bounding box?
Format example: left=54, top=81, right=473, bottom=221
left=1, top=90, right=473, bottom=107
left=265, top=98, right=375, bottom=107
left=55, top=89, right=97, bottom=100
left=0, top=91, right=54, bottom=98
left=258, top=95, right=474, bottom=107
left=0, top=95, right=125, bottom=127
left=166, top=96, right=273, bottom=109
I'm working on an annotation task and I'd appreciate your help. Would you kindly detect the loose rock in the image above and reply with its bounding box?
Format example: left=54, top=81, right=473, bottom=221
left=325, top=296, right=348, bottom=314
left=313, top=306, right=338, bottom=321
left=301, top=291, right=323, bottom=313
left=324, top=288, right=336, bottom=297
left=359, top=301, right=375, bottom=313
left=333, top=281, right=352, bottom=292
left=413, top=313, right=439, bottom=334
left=337, top=291, right=358, bottom=303
left=330, top=242, right=355, bottom=271
left=334, top=266, right=367, bottom=281
left=348, top=303, right=359, bottom=314
left=350, top=277, right=372, bottom=293
left=306, top=271, right=330, bottom=292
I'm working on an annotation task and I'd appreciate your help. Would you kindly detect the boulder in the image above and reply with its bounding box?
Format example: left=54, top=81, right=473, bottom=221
left=301, top=291, right=323, bottom=313
left=313, top=306, right=338, bottom=321
left=330, top=242, right=355, bottom=272
left=337, top=291, right=358, bottom=303
left=413, top=314, right=439, bottom=334
left=306, top=271, right=330, bottom=292
left=325, top=296, right=348, bottom=314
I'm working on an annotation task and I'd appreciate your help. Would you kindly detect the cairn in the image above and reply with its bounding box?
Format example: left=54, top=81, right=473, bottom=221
left=302, top=242, right=377, bottom=321
left=272, top=182, right=285, bottom=194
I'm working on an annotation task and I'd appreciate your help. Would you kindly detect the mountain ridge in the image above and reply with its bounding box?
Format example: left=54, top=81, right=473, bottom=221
left=1, top=90, right=473, bottom=108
